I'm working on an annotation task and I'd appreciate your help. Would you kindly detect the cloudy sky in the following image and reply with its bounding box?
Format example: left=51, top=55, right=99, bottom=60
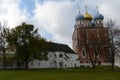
left=0, top=0, right=120, bottom=48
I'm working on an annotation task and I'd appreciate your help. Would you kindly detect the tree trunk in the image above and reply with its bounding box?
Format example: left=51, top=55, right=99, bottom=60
left=111, top=49, right=115, bottom=70
left=92, top=63, right=96, bottom=69
left=25, top=58, right=28, bottom=69
left=25, top=49, right=28, bottom=70
left=92, top=59, right=97, bottom=69
left=3, top=49, right=6, bottom=69
left=25, top=45, right=28, bottom=70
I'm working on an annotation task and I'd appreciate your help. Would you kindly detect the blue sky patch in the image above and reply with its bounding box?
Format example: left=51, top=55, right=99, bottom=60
left=20, top=0, right=35, bottom=16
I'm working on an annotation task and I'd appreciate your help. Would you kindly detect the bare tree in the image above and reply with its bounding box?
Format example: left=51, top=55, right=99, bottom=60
left=0, top=21, right=7, bottom=69
left=80, top=26, right=110, bottom=69
left=105, top=19, right=120, bottom=70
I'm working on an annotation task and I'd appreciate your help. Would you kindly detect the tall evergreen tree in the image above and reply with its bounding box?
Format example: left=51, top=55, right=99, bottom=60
left=4, top=23, right=48, bottom=69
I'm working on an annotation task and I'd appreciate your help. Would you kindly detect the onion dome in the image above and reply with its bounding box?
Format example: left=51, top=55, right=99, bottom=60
left=94, top=7, right=104, bottom=20
left=84, top=12, right=92, bottom=20
left=75, top=13, right=84, bottom=21
left=94, top=13, right=104, bottom=20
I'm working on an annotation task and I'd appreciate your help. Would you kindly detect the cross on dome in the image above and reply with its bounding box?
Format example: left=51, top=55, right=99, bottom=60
left=84, top=5, right=92, bottom=20
left=96, top=6, right=99, bottom=13
left=85, top=5, right=88, bottom=13
left=78, top=6, right=81, bottom=13
left=94, top=6, right=104, bottom=20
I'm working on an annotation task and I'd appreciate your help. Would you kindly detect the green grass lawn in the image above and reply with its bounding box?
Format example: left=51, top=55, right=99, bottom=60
left=0, top=67, right=120, bottom=80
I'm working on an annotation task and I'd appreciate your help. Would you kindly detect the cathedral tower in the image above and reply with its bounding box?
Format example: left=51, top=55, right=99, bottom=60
left=72, top=7, right=110, bottom=66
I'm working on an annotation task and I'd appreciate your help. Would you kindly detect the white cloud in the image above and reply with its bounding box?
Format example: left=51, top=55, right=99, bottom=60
left=33, top=0, right=77, bottom=47
left=32, top=0, right=120, bottom=48
left=100, top=2, right=120, bottom=24
left=0, top=0, right=29, bottom=28
left=0, top=0, right=120, bottom=48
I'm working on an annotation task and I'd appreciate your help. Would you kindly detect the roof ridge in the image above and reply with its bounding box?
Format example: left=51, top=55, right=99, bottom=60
left=46, top=42, right=76, bottom=54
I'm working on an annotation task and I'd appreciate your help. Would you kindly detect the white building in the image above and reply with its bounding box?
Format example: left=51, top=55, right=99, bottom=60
left=0, top=42, right=80, bottom=69
left=114, top=34, right=120, bottom=67
left=115, top=52, right=120, bottom=67
left=28, top=42, right=80, bottom=69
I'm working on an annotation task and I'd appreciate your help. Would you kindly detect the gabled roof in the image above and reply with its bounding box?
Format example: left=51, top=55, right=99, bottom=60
left=46, top=42, right=76, bottom=54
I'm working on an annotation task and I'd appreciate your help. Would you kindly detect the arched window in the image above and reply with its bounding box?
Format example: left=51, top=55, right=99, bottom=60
left=100, top=21, right=103, bottom=26
left=97, top=21, right=99, bottom=24
left=65, top=64, right=66, bottom=67
left=49, top=54, right=52, bottom=58
left=86, top=22, right=89, bottom=26
left=101, top=21, right=103, bottom=24
left=82, top=48, right=86, bottom=58
left=95, top=21, right=97, bottom=25
left=38, top=62, right=40, bottom=66
left=31, top=63, right=33, bottom=66
left=89, top=22, right=92, bottom=26
left=74, top=63, right=77, bottom=67
left=77, top=21, right=80, bottom=24
left=59, top=61, right=63, bottom=67
left=55, top=54, right=57, bottom=57
left=81, top=21, right=83, bottom=24
left=59, top=54, right=63, bottom=58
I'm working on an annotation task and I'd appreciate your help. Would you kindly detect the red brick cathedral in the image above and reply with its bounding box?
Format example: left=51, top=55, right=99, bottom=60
left=72, top=7, right=111, bottom=66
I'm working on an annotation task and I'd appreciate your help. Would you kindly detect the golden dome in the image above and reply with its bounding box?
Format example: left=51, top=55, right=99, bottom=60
left=84, top=12, right=92, bottom=20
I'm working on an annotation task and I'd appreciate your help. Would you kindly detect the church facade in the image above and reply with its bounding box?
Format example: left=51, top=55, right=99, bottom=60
left=72, top=8, right=111, bottom=66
